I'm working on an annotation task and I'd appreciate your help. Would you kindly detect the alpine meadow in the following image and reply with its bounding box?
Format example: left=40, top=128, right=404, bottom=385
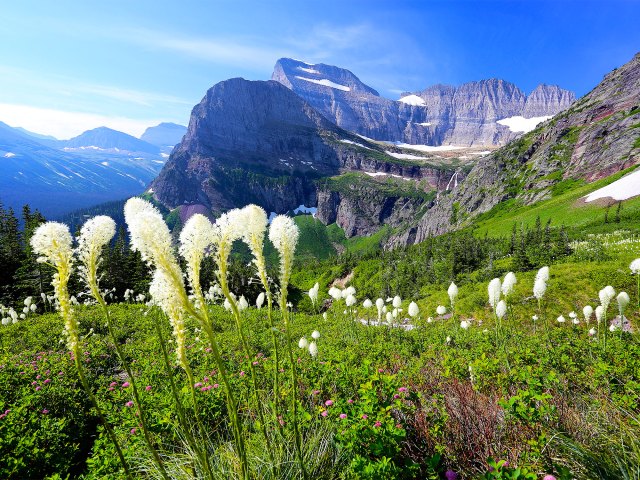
left=1, top=2, right=640, bottom=479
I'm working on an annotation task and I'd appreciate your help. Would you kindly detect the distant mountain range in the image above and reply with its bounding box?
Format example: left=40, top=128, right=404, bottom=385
left=0, top=122, right=185, bottom=218
left=272, top=58, right=575, bottom=146
left=141, top=122, right=188, bottom=153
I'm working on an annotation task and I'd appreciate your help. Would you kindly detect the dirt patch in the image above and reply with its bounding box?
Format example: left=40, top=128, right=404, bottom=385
left=331, top=271, right=353, bottom=288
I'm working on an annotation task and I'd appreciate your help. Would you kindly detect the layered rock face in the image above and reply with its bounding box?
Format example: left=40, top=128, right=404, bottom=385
left=151, top=78, right=461, bottom=235
left=391, top=52, right=640, bottom=245
left=272, top=58, right=575, bottom=146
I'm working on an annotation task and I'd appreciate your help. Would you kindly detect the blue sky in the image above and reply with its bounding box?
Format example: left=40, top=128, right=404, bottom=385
left=0, top=0, right=638, bottom=139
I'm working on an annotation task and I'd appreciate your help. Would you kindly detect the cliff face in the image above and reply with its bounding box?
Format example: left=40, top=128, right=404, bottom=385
left=151, top=77, right=464, bottom=235
left=272, top=58, right=575, bottom=146
left=391, top=52, right=640, bottom=246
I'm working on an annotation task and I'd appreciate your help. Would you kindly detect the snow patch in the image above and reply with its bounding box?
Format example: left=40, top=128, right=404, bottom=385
left=470, top=150, right=492, bottom=155
left=101, top=161, right=109, bottom=166
left=415, top=122, right=432, bottom=127
left=398, top=94, right=426, bottom=106
left=4, top=152, right=16, bottom=158
left=340, top=139, right=372, bottom=150
left=584, top=169, right=640, bottom=202
left=294, top=76, right=350, bottom=91
left=386, top=142, right=465, bottom=152
left=497, top=115, right=552, bottom=133
left=294, top=205, right=317, bottom=216
left=161, top=153, right=170, bottom=158
left=296, top=66, right=320, bottom=74
left=384, top=151, right=425, bottom=160
left=364, top=171, right=413, bottom=181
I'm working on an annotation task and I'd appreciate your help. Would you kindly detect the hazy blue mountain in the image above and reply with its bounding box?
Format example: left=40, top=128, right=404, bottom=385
left=140, top=122, right=187, bottom=152
left=61, top=126, right=160, bottom=155
left=0, top=122, right=165, bottom=218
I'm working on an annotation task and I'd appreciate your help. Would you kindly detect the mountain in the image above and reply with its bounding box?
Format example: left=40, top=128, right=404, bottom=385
left=391, top=52, right=640, bottom=245
left=140, top=122, right=187, bottom=152
left=151, top=78, right=469, bottom=236
left=0, top=122, right=165, bottom=218
left=11, top=126, right=58, bottom=141
left=272, top=58, right=575, bottom=146
left=61, top=126, right=160, bottom=155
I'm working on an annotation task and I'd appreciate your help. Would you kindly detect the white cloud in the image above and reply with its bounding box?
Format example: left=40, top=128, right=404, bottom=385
left=0, top=103, right=162, bottom=139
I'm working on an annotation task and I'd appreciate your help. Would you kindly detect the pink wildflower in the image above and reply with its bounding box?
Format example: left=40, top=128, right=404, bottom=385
left=145, top=385, right=152, bottom=391
left=325, top=400, right=334, bottom=406
left=374, top=421, right=382, bottom=427
left=125, top=401, right=134, bottom=407
left=339, top=413, right=347, bottom=419
left=321, top=410, right=328, bottom=417
left=122, top=382, right=130, bottom=388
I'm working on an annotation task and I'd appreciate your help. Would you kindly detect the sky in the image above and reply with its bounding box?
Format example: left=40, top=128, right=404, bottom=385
left=0, top=0, right=638, bottom=139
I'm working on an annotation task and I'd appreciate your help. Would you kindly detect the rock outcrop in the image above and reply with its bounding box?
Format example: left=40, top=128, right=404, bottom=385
left=391, top=52, right=640, bottom=245
left=272, top=58, right=575, bottom=146
left=151, top=78, right=463, bottom=235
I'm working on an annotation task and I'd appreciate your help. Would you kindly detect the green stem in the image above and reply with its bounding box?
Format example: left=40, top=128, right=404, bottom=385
left=74, top=352, right=133, bottom=480
left=97, top=298, right=170, bottom=480
left=151, top=310, right=204, bottom=477
left=281, top=291, right=308, bottom=480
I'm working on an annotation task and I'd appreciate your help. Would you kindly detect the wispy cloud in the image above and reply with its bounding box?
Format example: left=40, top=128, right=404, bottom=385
left=0, top=103, right=164, bottom=139
left=0, top=65, right=191, bottom=108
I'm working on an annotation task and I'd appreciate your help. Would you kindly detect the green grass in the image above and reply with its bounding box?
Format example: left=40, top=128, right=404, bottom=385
left=319, top=172, right=436, bottom=202
left=472, top=165, right=640, bottom=237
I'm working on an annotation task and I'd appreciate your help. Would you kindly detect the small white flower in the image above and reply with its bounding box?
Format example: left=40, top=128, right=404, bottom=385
left=392, top=296, right=402, bottom=309
left=460, top=320, right=470, bottom=330
left=311, top=330, right=320, bottom=340
left=609, top=324, right=617, bottom=332
left=557, top=315, right=566, bottom=323
left=308, top=282, right=319, bottom=305
left=427, top=316, right=433, bottom=323
left=496, top=300, right=507, bottom=320
left=448, top=282, right=458, bottom=305
left=583, top=305, right=593, bottom=323
left=502, top=272, right=517, bottom=296
left=328, top=287, right=342, bottom=300
left=256, top=292, right=265, bottom=309
left=322, top=312, right=328, bottom=320
left=436, top=305, right=446, bottom=316
left=298, top=337, right=309, bottom=349
left=572, top=317, right=580, bottom=325
left=308, top=341, right=318, bottom=358
left=408, top=301, right=419, bottom=318
left=595, top=305, right=604, bottom=323
left=445, top=336, right=452, bottom=344
left=532, top=315, right=538, bottom=321
left=385, top=311, right=393, bottom=323
left=345, top=286, right=356, bottom=297
left=488, top=278, right=501, bottom=308
left=363, top=298, right=373, bottom=309
left=569, top=311, right=577, bottom=319
left=630, top=258, right=640, bottom=274
left=238, top=296, right=249, bottom=311
left=588, top=327, right=596, bottom=336
left=345, top=294, right=356, bottom=307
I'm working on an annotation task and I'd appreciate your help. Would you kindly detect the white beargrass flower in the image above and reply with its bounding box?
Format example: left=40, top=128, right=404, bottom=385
left=557, top=315, right=566, bottom=323
left=31, top=222, right=76, bottom=350
left=536, top=266, right=550, bottom=283
left=392, top=296, right=402, bottom=309
left=408, top=301, right=419, bottom=318
left=446, top=335, right=452, bottom=343
left=448, top=282, right=458, bottom=306
left=308, top=341, right=318, bottom=358
left=617, top=291, right=630, bottom=314
left=595, top=305, right=604, bottom=324
left=502, top=272, right=517, bottom=296
left=436, top=305, right=446, bottom=316
left=345, top=286, right=356, bottom=297
left=583, top=305, right=593, bottom=323
left=76, top=216, right=116, bottom=300
left=532, top=315, right=538, bottom=321
left=212, top=210, right=244, bottom=302
left=256, top=292, right=265, bottom=309
left=496, top=300, right=507, bottom=320
left=589, top=327, right=596, bottom=336
left=149, top=269, right=188, bottom=369
left=609, top=324, right=617, bottom=332
left=298, top=337, right=308, bottom=349
left=533, top=277, right=547, bottom=300
left=238, top=204, right=269, bottom=289
left=179, top=213, right=215, bottom=308
left=392, top=308, right=398, bottom=319
left=311, top=330, right=320, bottom=340
left=328, top=287, right=342, bottom=300
left=363, top=298, right=373, bottom=309
left=308, top=282, right=320, bottom=306
left=375, top=298, right=384, bottom=318
left=599, top=286, right=616, bottom=312
left=427, top=317, right=433, bottom=323
left=630, top=258, right=640, bottom=274
left=460, top=320, right=470, bottom=330
left=385, top=311, right=393, bottom=323
left=569, top=311, right=577, bottom=319
left=24, top=297, right=32, bottom=307
left=488, top=278, right=501, bottom=309
left=238, top=296, right=249, bottom=311
left=345, top=294, right=356, bottom=307
left=322, top=312, right=327, bottom=320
